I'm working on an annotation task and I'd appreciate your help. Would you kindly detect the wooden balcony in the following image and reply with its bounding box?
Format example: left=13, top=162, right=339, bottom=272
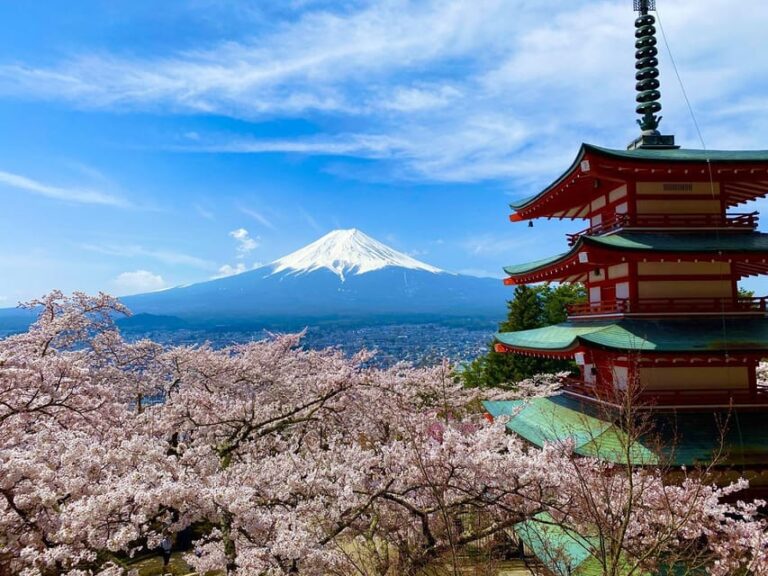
left=567, top=296, right=768, bottom=318
left=567, top=299, right=630, bottom=316
left=567, top=215, right=627, bottom=246
left=633, top=211, right=759, bottom=230
left=562, top=378, right=768, bottom=408
left=566, top=212, right=758, bottom=246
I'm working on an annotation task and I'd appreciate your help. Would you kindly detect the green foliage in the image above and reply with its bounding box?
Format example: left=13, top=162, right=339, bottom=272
left=738, top=286, right=755, bottom=299
left=461, top=283, right=585, bottom=389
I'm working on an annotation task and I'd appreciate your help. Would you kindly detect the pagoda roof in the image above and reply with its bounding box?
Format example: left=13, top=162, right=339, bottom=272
left=585, top=143, right=768, bottom=163
left=485, top=395, right=768, bottom=467
left=510, top=143, right=768, bottom=218
left=495, top=317, right=768, bottom=354
left=483, top=396, right=657, bottom=464
left=513, top=512, right=649, bottom=576
left=513, top=513, right=606, bottom=576
left=503, top=231, right=768, bottom=283
left=588, top=230, right=768, bottom=252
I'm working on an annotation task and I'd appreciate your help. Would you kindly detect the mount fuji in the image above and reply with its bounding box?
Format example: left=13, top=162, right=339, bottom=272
left=117, top=229, right=509, bottom=329
left=0, top=230, right=510, bottom=333
left=271, top=228, right=444, bottom=279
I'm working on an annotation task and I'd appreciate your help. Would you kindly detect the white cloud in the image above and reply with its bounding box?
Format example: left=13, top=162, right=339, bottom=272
left=0, top=0, right=501, bottom=115
left=0, top=0, right=766, bottom=182
left=0, top=169, right=128, bottom=207
left=184, top=116, right=560, bottom=183
left=79, top=243, right=215, bottom=269
left=113, top=270, right=167, bottom=294
left=212, top=261, right=263, bottom=279
left=229, top=228, right=259, bottom=257
left=380, top=84, right=461, bottom=112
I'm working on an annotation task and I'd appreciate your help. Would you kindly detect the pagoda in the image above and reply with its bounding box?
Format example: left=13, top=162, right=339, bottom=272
left=485, top=0, right=768, bottom=486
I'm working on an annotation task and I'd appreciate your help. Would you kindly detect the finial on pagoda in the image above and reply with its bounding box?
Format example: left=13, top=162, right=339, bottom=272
left=627, top=0, right=678, bottom=150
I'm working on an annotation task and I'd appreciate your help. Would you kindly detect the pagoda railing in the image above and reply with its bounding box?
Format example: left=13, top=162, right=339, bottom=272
left=567, top=296, right=768, bottom=317
left=562, top=378, right=768, bottom=407
left=566, top=212, right=758, bottom=246
left=631, top=212, right=759, bottom=230
left=567, top=300, right=631, bottom=316
left=567, top=214, right=629, bottom=245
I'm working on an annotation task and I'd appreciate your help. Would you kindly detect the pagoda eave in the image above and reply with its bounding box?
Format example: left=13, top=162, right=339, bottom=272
left=503, top=232, right=768, bottom=285
left=493, top=342, right=581, bottom=359
left=495, top=340, right=766, bottom=363
left=510, top=144, right=768, bottom=221
left=495, top=317, right=768, bottom=356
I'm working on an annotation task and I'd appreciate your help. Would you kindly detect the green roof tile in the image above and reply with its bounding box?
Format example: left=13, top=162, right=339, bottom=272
left=495, top=322, right=612, bottom=350
left=585, top=143, right=768, bottom=163
left=503, top=252, right=569, bottom=276
left=515, top=512, right=650, bottom=576
left=495, top=318, right=768, bottom=353
left=504, top=231, right=768, bottom=277
left=483, top=397, right=658, bottom=464
left=486, top=394, right=768, bottom=467
left=515, top=513, right=601, bottom=576
left=587, top=231, right=768, bottom=252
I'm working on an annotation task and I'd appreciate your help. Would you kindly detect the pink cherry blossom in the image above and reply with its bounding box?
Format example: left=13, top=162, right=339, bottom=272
left=1, top=292, right=766, bottom=576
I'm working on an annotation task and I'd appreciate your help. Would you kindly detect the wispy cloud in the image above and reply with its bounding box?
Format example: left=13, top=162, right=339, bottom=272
left=229, top=228, right=259, bottom=257
left=199, top=116, right=538, bottom=182
left=239, top=206, right=276, bottom=230
left=79, top=243, right=215, bottom=269
left=299, top=207, right=324, bottom=233
left=379, top=84, right=462, bottom=112
left=0, top=169, right=128, bottom=207
left=0, top=0, right=766, bottom=182
left=194, top=203, right=215, bottom=220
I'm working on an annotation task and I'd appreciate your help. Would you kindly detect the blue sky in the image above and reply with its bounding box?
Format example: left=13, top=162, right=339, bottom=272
left=1, top=0, right=768, bottom=303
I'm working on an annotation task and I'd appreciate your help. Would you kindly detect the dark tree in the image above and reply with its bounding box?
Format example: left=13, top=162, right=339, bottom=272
left=461, top=284, right=585, bottom=388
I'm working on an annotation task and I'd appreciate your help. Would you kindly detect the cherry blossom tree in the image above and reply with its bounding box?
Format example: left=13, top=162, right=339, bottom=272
left=2, top=292, right=767, bottom=576
left=0, top=292, right=171, bottom=575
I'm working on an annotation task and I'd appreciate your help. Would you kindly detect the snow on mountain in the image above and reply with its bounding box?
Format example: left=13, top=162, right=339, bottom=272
left=270, top=228, right=445, bottom=280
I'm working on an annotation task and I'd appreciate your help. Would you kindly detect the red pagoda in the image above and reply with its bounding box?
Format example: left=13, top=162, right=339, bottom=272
left=485, top=0, right=768, bottom=482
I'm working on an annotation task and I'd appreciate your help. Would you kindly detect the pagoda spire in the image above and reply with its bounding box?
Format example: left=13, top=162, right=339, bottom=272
left=627, top=0, right=677, bottom=149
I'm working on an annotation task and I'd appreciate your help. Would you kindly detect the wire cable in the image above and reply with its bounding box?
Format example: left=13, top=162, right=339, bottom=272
left=655, top=8, right=708, bottom=151
left=655, top=5, right=731, bottom=365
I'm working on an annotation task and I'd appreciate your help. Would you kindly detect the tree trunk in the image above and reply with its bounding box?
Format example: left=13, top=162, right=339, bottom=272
left=221, top=510, right=238, bottom=575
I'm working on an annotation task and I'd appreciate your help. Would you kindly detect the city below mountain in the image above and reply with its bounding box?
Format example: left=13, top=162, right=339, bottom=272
left=0, top=229, right=509, bottom=335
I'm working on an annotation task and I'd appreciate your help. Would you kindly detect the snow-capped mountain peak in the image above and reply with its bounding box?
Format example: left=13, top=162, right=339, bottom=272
left=270, top=228, right=444, bottom=280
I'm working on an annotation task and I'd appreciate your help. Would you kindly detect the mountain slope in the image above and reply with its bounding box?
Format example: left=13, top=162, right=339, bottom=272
left=121, top=229, right=508, bottom=326
left=0, top=230, right=509, bottom=332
